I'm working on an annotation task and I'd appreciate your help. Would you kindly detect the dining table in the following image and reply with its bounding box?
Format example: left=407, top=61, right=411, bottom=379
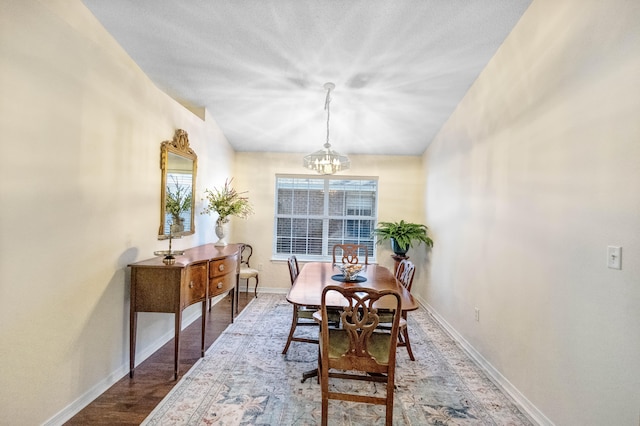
left=285, top=261, right=418, bottom=382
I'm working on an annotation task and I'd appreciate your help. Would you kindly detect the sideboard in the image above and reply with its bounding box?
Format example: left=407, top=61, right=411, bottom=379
left=128, top=243, right=241, bottom=380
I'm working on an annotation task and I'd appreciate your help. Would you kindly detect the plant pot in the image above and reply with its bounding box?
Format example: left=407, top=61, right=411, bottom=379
left=390, top=238, right=408, bottom=256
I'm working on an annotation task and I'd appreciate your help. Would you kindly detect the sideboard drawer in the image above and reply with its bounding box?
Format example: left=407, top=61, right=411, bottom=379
left=209, top=273, right=234, bottom=297
left=209, top=255, right=237, bottom=278
left=183, top=262, right=207, bottom=306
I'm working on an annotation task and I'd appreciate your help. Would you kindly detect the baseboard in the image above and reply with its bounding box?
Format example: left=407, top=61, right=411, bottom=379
left=43, top=295, right=227, bottom=426
left=244, top=286, right=289, bottom=295
left=415, top=296, right=554, bottom=426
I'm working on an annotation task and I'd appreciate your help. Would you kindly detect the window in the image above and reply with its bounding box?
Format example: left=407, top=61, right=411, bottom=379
left=274, top=175, right=378, bottom=261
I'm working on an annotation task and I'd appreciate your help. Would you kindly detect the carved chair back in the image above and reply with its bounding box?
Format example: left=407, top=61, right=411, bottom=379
left=287, top=255, right=300, bottom=285
left=332, top=244, right=369, bottom=265
left=395, top=259, right=416, bottom=292
left=240, top=243, right=253, bottom=268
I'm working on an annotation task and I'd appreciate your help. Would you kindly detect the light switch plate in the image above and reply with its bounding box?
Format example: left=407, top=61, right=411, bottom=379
left=607, top=246, right=622, bottom=270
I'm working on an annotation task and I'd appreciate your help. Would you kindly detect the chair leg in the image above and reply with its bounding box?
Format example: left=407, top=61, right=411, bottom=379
left=282, top=305, right=299, bottom=354
left=401, top=326, right=415, bottom=361
left=253, top=276, right=259, bottom=298
left=385, top=379, right=394, bottom=426
left=320, top=357, right=329, bottom=426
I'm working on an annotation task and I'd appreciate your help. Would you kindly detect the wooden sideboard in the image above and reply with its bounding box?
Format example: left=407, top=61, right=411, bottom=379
left=128, top=243, right=241, bottom=380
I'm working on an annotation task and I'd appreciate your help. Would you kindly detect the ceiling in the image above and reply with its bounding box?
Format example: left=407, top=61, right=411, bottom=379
left=83, top=0, right=531, bottom=156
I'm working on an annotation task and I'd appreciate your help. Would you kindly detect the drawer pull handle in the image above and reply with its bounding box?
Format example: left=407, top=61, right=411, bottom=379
left=216, top=281, right=223, bottom=289
left=218, top=264, right=225, bottom=272
left=189, top=281, right=194, bottom=289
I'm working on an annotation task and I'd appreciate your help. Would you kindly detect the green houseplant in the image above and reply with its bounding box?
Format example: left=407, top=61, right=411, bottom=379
left=201, top=178, right=253, bottom=246
left=371, top=220, right=433, bottom=256
left=165, top=175, right=192, bottom=232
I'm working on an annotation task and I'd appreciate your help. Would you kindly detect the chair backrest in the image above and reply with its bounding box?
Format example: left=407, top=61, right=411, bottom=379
left=320, top=285, right=401, bottom=373
left=240, top=244, right=253, bottom=267
left=287, top=255, right=299, bottom=286
left=332, top=244, right=369, bottom=265
left=395, top=259, right=415, bottom=292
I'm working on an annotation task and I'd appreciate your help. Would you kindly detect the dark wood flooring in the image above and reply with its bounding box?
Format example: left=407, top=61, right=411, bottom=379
left=65, top=292, right=253, bottom=425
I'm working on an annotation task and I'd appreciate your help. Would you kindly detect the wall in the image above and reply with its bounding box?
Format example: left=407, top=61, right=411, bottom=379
left=0, top=1, right=235, bottom=424
left=232, top=152, right=428, bottom=292
left=423, top=1, right=640, bottom=424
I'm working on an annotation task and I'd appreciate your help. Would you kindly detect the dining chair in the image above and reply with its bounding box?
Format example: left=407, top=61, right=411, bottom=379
left=332, top=243, right=369, bottom=265
left=395, top=259, right=416, bottom=360
left=239, top=243, right=259, bottom=297
left=318, top=285, right=402, bottom=426
left=282, top=256, right=320, bottom=354
left=377, top=259, right=416, bottom=360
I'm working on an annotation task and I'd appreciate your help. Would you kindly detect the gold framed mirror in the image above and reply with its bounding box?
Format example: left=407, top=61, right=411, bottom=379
left=159, top=129, right=197, bottom=239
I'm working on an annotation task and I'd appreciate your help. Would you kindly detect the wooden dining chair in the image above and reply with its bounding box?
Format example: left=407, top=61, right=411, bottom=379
left=395, top=259, right=416, bottom=360
left=282, top=256, right=320, bottom=354
left=318, top=285, right=402, bottom=426
left=239, top=243, right=259, bottom=297
left=332, top=243, right=369, bottom=265
left=378, top=259, right=416, bottom=360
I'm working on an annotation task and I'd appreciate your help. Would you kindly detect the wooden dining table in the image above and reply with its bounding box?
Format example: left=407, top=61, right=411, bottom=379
left=286, top=262, right=418, bottom=311
left=285, top=262, right=417, bottom=382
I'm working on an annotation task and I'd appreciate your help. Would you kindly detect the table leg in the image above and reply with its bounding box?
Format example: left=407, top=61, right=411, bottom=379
left=301, top=369, right=318, bottom=383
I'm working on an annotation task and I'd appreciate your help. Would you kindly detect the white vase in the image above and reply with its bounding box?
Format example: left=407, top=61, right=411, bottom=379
left=214, top=219, right=227, bottom=246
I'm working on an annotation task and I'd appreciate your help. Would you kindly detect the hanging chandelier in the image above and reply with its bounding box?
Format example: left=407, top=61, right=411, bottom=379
left=303, top=82, right=350, bottom=175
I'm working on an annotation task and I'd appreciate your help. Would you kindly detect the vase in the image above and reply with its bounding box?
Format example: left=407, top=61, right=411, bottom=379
left=214, top=219, right=227, bottom=246
left=170, top=217, right=184, bottom=234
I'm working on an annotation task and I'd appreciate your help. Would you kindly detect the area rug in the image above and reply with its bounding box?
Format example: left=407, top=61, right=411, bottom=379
left=142, top=293, right=533, bottom=425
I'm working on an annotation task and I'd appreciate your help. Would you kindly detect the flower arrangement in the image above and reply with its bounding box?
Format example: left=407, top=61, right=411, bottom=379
left=201, top=178, right=254, bottom=224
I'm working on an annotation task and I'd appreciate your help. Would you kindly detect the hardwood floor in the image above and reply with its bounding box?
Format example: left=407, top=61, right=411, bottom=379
left=65, top=292, right=253, bottom=425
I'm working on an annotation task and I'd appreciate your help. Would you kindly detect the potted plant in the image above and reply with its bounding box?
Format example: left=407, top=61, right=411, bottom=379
left=201, top=178, right=253, bottom=246
left=165, top=176, right=192, bottom=233
left=371, top=220, right=433, bottom=256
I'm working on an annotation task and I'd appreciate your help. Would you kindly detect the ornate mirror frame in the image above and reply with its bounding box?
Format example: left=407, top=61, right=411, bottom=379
left=159, top=129, right=197, bottom=239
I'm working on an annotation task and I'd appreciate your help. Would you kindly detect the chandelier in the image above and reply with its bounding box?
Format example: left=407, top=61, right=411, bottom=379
left=303, top=82, right=350, bottom=175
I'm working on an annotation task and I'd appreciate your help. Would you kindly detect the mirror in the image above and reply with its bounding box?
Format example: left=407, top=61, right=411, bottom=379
left=159, top=129, right=197, bottom=239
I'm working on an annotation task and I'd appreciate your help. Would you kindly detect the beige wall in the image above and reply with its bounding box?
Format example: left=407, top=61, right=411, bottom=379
left=232, top=152, right=428, bottom=292
left=0, top=1, right=235, bottom=424
left=3, top=0, right=639, bottom=425
left=423, top=1, right=640, bottom=425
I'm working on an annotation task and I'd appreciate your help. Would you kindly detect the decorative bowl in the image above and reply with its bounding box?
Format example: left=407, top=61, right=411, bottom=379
left=337, top=263, right=364, bottom=281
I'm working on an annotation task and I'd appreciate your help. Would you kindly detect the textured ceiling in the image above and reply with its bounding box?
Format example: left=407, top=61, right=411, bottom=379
left=83, top=0, right=531, bottom=155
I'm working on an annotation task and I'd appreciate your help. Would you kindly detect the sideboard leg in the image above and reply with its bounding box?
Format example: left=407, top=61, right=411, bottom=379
left=200, top=301, right=206, bottom=357
left=229, top=289, right=235, bottom=323
left=129, top=310, right=137, bottom=378
left=174, top=312, right=181, bottom=380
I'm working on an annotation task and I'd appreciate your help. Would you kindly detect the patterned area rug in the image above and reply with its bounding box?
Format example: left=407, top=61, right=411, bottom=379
left=142, top=294, right=533, bottom=425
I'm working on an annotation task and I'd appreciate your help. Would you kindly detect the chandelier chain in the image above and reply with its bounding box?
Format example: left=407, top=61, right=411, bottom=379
left=324, top=86, right=332, bottom=147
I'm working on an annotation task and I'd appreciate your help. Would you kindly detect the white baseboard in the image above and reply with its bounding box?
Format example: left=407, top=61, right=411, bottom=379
left=43, top=295, right=227, bottom=426
left=416, top=296, right=554, bottom=426
left=242, top=286, right=289, bottom=295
